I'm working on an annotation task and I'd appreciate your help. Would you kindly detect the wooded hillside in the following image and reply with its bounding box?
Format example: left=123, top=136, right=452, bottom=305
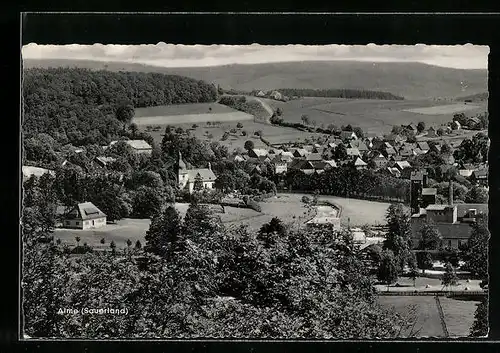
left=22, top=68, right=218, bottom=145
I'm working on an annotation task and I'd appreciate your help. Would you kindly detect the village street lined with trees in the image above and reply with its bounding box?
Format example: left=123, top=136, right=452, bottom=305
left=22, top=67, right=488, bottom=338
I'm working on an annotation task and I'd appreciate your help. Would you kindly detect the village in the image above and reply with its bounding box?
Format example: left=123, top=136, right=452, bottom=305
left=21, top=45, right=489, bottom=339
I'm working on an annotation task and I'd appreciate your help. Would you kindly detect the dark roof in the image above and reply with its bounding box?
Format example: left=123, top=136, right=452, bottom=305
left=306, top=153, right=323, bottom=161
left=417, top=142, right=430, bottom=150
left=421, top=188, right=437, bottom=196
left=473, top=169, right=488, bottom=178
left=66, top=202, right=107, bottom=220
left=456, top=204, right=488, bottom=218
left=311, top=161, right=328, bottom=170
left=340, top=131, right=356, bottom=138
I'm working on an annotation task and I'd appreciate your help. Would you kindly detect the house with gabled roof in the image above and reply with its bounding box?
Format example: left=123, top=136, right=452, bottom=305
left=248, top=148, right=269, bottom=158
left=394, top=160, right=412, bottom=172
left=417, top=141, right=430, bottom=153
left=292, top=148, right=310, bottom=158
left=471, top=168, right=488, bottom=186
left=346, top=148, right=361, bottom=159
left=426, top=127, right=437, bottom=138
left=371, top=154, right=388, bottom=169
left=406, top=123, right=418, bottom=131
left=62, top=201, right=107, bottom=229
left=350, top=140, right=369, bottom=153
left=306, top=153, right=323, bottom=162
left=110, top=139, right=153, bottom=155
left=384, top=147, right=397, bottom=158
left=288, top=160, right=316, bottom=175
left=386, top=167, right=402, bottom=178
left=323, top=160, right=338, bottom=168
left=340, top=131, right=358, bottom=140
left=353, top=157, right=368, bottom=170
left=178, top=153, right=217, bottom=193
left=95, top=156, right=116, bottom=168
left=399, top=146, right=415, bottom=159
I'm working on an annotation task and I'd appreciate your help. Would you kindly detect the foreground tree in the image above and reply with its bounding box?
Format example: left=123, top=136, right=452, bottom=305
left=441, top=262, right=459, bottom=290
left=416, top=251, right=434, bottom=274
left=418, top=223, right=443, bottom=251
left=383, top=204, right=412, bottom=272
left=378, top=250, right=399, bottom=290
left=465, top=186, right=489, bottom=203
left=463, top=216, right=489, bottom=279
left=470, top=298, right=488, bottom=337
left=407, top=253, right=420, bottom=287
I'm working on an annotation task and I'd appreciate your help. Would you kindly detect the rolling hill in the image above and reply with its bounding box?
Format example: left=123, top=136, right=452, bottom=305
left=23, top=58, right=488, bottom=100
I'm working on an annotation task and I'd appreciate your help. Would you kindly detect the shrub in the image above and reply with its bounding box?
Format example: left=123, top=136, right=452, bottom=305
left=247, top=199, right=262, bottom=212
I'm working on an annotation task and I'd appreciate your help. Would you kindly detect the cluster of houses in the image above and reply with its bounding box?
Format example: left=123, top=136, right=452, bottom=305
left=231, top=130, right=482, bottom=179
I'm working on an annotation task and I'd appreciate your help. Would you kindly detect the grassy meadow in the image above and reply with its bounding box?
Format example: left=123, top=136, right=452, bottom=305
left=263, top=97, right=487, bottom=136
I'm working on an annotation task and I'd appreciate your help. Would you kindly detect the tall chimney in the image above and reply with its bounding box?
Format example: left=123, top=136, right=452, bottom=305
left=448, top=179, right=453, bottom=206
left=208, top=162, right=212, bottom=170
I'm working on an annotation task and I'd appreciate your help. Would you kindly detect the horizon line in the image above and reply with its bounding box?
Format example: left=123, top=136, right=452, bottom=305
left=23, top=57, right=489, bottom=71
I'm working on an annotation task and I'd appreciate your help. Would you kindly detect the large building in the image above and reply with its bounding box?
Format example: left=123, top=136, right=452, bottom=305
left=62, top=202, right=107, bottom=230
left=410, top=177, right=488, bottom=249
left=178, top=153, right=217, bottom=193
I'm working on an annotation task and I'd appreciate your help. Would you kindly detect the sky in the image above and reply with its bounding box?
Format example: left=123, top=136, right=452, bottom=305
left=22, top=43, right=489, bottom=70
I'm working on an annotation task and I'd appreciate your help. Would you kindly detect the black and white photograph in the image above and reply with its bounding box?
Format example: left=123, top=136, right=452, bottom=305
left=21, top=35, right=490, bottom=339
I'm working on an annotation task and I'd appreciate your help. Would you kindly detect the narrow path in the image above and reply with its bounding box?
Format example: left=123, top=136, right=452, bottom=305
left=435, top=295, right=450, bottom=338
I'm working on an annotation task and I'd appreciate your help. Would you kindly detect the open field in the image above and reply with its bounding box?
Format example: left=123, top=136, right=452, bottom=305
left=263, top=97, right=487, bottom=135
left=135, top=103, right=237, bottom=117
left=378, top=296, right=445, bottom=337
left=318, top=195, right=391, bottom=226
left=378, top=295, right=479, bottom=338
left=270, top=193, right=390, bottom=226
left=375, top=277, right=482, bottom=293
left=439, top=297, right=481, bottom=337
left=53, top=218, right=151, bottom=249
left=138, top=118, right=322, bottom=151
left=402, top=103, right=482, bottom=115
left=134, top=112, right=254, bottom=126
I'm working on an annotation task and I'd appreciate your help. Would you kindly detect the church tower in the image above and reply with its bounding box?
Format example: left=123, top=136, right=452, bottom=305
left=410, top=169, right=428, bottom=215
left=178, top=151, right=189, bottom=189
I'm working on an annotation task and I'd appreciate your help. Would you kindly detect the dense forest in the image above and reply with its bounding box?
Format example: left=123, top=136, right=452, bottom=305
left=278, top=88, right=405, bottom=100
left=22, top=68, right=218, bottom=145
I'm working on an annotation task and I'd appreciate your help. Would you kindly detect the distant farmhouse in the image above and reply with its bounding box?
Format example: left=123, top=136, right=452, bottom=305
left=110, top=139, right=153, bottom=156
left=60, top=202, right=107, bottom=230
left=178, top=153, right=217, bottom=193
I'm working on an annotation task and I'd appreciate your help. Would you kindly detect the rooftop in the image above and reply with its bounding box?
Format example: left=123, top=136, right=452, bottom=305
left=421, top=188, right=437, bottom=196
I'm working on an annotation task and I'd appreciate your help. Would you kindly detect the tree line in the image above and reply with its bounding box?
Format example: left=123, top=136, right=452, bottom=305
left=278, top=88, right=404, bottom=100
left=281, top=165, right=410, bottom=203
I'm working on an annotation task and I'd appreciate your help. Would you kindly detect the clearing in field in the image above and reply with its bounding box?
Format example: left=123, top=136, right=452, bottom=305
left=134, top=103, right=238, bottom=117
left=139, top=118, right=322, bottom=152
left=378, top=296, right=444, bottom=337
left=439, top=297, right=481, bottom=337
left=318, top=195, right=391, bottom=226
left=402, top=103, right=482, bottom=115
left=53, top=218, right=151, bottom=250
left=134, top=112, right=254, bottom=126
left=378, top=295, right=479, bottom=338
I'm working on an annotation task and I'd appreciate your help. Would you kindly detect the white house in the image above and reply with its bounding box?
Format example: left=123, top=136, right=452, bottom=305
left=110, top=139, right=153, bottom=156
left=22, top=166, right=55, bottom=181
left=62, top=202, right=107, bottom=230
left=178, top=153, right=217, bottom=193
